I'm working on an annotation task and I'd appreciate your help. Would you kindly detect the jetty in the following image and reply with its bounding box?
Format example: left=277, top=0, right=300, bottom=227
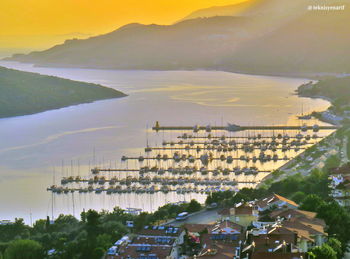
left=152, top=121, right=338, bottom=132
left=48, top=120, right=335, bottom=196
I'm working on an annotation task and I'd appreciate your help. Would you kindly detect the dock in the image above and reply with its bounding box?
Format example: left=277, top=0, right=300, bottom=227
left=152, top=121, right=338, bottom=132
left=48, top=120, right=335, bottom=197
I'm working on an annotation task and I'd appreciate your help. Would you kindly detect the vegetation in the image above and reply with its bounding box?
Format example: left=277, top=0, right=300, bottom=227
left=206, top=164, right=350, bottom=257
left=308, top=237, right=343, bottom=259
left=0, top=200, right=201, bottom=259
left=298, top=78, right=350, bottom=116
left=309, top=243, right=337, bottom=259
left=0, top=66, right=126, bottom=118
left=347, top=131, right=350, bottom=160
left=4, top=239, right=44, bottom=259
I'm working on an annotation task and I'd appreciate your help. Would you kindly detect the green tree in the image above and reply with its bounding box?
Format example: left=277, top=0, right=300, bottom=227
left=316, top=201, right=350, bottom=254
left=299, top=194, right=325, bottom=212
left=92, top=247, right=104, bottom=259
left=96, top=234, right=112, bottom=250
left=81, top=210, right=101, bottom=259
left=310, top=244, right=337, bottom=259
left=187, top=200, right=202, bottom=213
left=326, top=238, right=342, bottom=259
left=4, top=239, right=44, bottom=259
left=290, top=191, right=306, bottom=204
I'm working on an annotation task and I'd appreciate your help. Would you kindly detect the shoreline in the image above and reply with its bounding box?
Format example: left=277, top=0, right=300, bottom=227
left=259, top=80, right=348, bottom=188
left=1, top=59, right=323, bottom=80
left=0, top=96, right=127, bottom=121
left=0, top=64, right=127, bottom=120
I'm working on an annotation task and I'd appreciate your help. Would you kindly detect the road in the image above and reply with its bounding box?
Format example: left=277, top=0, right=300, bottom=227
left=164, top=208, right=220, bottom=227
left=341, top=135, right=349, bottom=163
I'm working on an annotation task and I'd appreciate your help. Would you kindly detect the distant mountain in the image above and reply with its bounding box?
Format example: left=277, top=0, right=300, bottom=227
left=179, top=1, right=254, bottom=21
left=0, top=66, right=126, bottom=118
left=223, top=2, right=350, bottom=75
left=0, top=32, right=92, bottom=54
left=5, top=17, right=263, bottom=70
left=5, top=0, right=350, bottom=76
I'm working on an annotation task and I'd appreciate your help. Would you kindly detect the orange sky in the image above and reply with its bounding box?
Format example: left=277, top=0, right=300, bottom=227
left=1, top=0, right=247, bottom=50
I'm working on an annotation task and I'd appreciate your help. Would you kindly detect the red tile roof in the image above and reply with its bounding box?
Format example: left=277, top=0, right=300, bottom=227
left=198, top=233, right=243, bottom=259
left=256, top=194, right=298, bottom=210
left=112, top=244, right=172, bottom=259
left=184, top=224, right=211, bottom=233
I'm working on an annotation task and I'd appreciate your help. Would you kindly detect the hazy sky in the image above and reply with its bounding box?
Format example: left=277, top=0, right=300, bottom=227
left=1, top=0, right=247, bottom=50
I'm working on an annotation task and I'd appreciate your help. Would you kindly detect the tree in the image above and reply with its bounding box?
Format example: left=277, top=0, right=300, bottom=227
left=323, top=155, right=341, bottom=172
left=290, top=191, right=306, bottom=204
left=229, top=192, right=249, bottom=205
left=310, top=244, right=337, bottom=259
left=299, top=194, right=325, bottom=212
left=316, top=201, right=350, bottom=255
left=0, top=219, right=30, bottom=242
left=4, top=239, right=44, bottom=259
left=187, top=200, right=202, bottom=213
left=327, top=238, right=342, bottom=259
left=92, top=247, right=104, bottom=259
left=81, top=210, right=101, bottom=259
left=96, top=234, right=112, bottom=250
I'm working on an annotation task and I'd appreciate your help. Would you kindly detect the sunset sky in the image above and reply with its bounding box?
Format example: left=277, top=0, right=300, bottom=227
left=1, top=0, right=247, bottom=50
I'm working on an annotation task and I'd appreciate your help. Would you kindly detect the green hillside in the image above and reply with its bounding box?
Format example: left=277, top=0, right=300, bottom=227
left=0, top=66, right=126, bottom=118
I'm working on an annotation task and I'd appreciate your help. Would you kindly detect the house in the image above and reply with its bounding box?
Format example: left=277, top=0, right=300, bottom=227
left=243, top=225, right=307, bottom=259
left=255, top=194, right=298, bottom=212
left=281, top=219, right=326, bottom=251
left=197, top=220, right=245, bottom=259
left=218, top=202, right=259, bottom=227
left=107, top=225, right=183, bottom=259
left=329, top=163, right=350, bottom=208
left=269, top=208, right=327, bottom=251
left=182, top=224, right=212, bottom=245
left=244, top=207, right=327, bottom=256
left=269, top=209, right=326, bottom=230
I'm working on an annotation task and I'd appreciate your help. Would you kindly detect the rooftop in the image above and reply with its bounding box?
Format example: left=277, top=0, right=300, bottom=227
left=137, top=225, right=182, bottom=237
left=331, top=162, right=350, bottom=175
left=256, top=194, right=298, bottom=210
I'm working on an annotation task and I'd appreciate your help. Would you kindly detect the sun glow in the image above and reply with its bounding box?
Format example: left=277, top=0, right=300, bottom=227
left=0, top=0, right=248, bottom=49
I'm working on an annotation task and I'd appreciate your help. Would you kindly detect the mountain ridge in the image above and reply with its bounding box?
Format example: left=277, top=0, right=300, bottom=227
left=5, top=0, right=350, bottom=76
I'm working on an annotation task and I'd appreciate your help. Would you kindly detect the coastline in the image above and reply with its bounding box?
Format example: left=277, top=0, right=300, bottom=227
left=259, top=79, right=349, bottom=188
left=1, top=59, right=325, bottom=80
left=0, top=96, right=127, bottom=120
left=0, top=65, right=127, bottom=119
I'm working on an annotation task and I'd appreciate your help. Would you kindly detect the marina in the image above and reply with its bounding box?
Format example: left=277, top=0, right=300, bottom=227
left=0, top=61, right=332, bottom=222
left=153, top=122, right=338, bottom=132
left=47, top=121, right=334, bottom=200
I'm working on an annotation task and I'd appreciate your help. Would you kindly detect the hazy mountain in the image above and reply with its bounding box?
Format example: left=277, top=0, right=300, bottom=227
left=5, top=0, right=350, bottom=75
left=223, top=2, right=350, bottom=75
left=180, top=0, right=307, bottom=21
left=6, top=17, right=264, bottom=70
left=0, top=66, right=125, bottom=118
left=179, top=1, right=254, bottom=21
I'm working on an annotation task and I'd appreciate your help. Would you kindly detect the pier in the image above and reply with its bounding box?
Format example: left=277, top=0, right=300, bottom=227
left=48, top=121, right=335, bottom=197
left=152, top=121, right=338, bottom=132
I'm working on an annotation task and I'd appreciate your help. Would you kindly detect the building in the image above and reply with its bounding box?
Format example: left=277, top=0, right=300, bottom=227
left=329, top=163, right=350, bottom=208
left=197, top=220, right=245, bottom=259
left=218, top=202, right=259, bottom=227
left=107, top=225, right=183, bottom=259
left=243, top=206, right=327, bottom=258
left=255, top=194, right=298, bottom=212
left=243, top=224, right=307, bottom=259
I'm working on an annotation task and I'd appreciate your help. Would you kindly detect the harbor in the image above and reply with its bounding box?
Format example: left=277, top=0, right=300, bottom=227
left=0, top=62, right=332, bottom=222
left=47, top=121, right=334, bottom=203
